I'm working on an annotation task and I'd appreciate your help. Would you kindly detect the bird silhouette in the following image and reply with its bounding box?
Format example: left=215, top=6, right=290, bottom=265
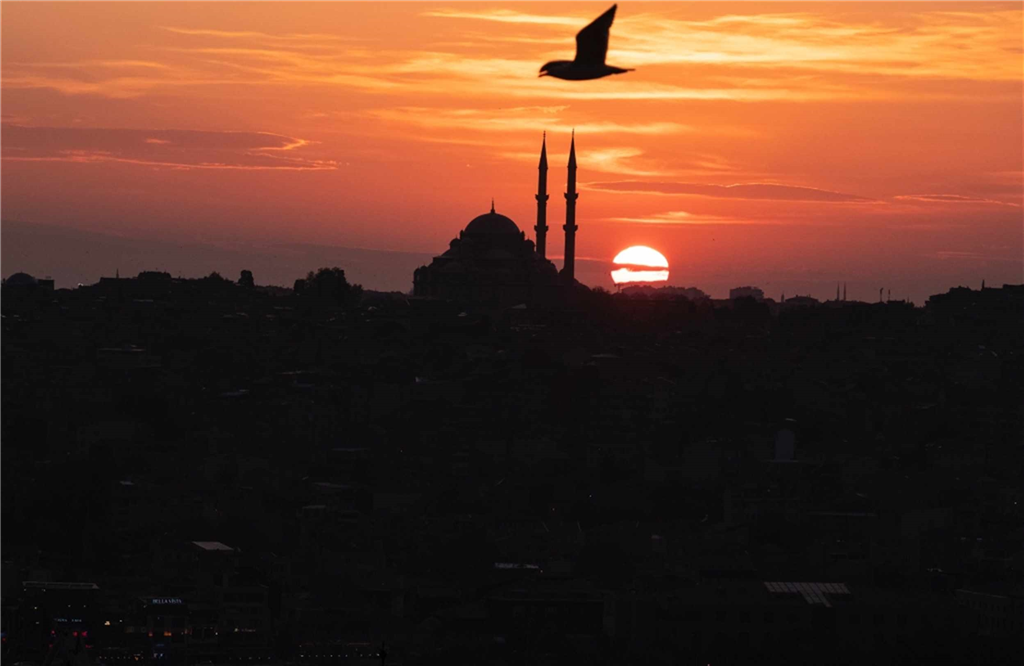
left=539, top=5, right=634, bottom=81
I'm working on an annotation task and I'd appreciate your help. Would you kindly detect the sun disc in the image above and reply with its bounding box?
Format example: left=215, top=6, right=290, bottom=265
left=613, top=246, right=669, bottom=269
left=611, top=246, right=670, bottom=285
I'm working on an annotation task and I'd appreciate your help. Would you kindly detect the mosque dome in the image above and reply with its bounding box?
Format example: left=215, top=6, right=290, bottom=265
left=412, top=134, right=576, bottom=303
left=5, top=272, right=38, bottom=286
left=464, top=204, right=520, bottom=237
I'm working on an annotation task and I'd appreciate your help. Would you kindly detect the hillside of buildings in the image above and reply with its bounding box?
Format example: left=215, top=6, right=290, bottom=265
left=2, top=271, right=1022, bottom=666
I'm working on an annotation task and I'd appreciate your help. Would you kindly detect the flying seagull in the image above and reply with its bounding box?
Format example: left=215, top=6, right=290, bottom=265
left=539, top=4, right=633, bottom=81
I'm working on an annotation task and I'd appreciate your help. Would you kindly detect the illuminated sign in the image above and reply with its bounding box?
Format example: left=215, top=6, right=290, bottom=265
left=148, top=598, right=183, bottom=605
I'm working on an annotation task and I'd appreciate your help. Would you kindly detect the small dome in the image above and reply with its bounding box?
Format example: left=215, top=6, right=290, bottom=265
left=465, top=208, right=520, bottom=236
left=5, top=272, right=38, bottom=286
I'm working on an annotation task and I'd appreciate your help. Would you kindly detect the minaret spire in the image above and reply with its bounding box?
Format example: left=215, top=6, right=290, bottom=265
left=490, top=198, right=495, bottom=214
left=563, top=130, right=578, bottom=283
left=534, top=132, right=549, bottom=259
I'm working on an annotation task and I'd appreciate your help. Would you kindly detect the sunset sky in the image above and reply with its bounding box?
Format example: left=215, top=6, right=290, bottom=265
left=2, top=2, right=1022, bottom=300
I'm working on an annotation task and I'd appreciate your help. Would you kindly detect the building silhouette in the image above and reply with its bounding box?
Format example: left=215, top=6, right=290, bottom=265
left=413, top=134, right=580, bottom=303
left=2, top=272, right=55, bottom=294
left=729, top=286, right=765, bottom=302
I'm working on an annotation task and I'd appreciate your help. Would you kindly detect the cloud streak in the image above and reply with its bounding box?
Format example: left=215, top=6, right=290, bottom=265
left=1, top=125, right=335, bottom=171
left=427, top=7, right=1023, bottom=82
left=368, top=106, right=694, bottom=136
left=894, top=193, right=1020, bottom=207
left=498, top=147, right=678, bottom=178
left=10, top=7, right=1017, bottom=104
left=605, top=210, right=798, bottom=226
left=590, top=181, right=876, bottom=203
left=162, top=27, right=357, bottom=43
left=930, top=250, right=1023, bottom=263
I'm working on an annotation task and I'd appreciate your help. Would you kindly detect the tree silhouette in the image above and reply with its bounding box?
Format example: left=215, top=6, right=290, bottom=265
left=239, top=269, right=255, bottom=288
left=302, top=267, right=363, bottom=307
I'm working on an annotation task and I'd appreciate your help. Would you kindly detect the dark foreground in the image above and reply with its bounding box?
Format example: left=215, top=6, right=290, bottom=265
left=2, top=273, right=1022, bottom=665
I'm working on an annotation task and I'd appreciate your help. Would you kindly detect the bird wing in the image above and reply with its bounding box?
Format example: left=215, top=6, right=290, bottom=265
left=574, top=4, right=617, bottom=66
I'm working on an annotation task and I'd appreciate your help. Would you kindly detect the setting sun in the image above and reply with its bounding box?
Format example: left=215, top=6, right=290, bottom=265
left=611, top=245, right=670, bottom=285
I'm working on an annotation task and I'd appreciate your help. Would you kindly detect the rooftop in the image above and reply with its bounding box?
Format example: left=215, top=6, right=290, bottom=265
left=764, top=581, right=850, bottom=608
left=23, top=581, right=100, bottom=591
left=192, top=541, right=234, bottom=551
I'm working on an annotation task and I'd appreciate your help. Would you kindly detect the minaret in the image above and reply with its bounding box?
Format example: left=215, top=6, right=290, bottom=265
left=843, top=282, right=847, bottom=301
left=836, top=282, right=840, bottom=301
left=534, top=133, right=549, bottom=259
left=563, top=130, right=578, bottom=283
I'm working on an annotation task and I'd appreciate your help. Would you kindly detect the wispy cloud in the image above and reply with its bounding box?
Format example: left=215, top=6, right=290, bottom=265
left=368, top=106, right=693, bottom=136
left=4, top=152, right=336, bottom=171
left=605, top=210, right=795, bottom=226
left=2, top=68, right=237, bottom=99
left=14, top=7, right=1013, bottom=103
left=930, top=250, right=1023, bottom=263
left=611, top=268, right=670, bottom=284
left=12, top=59, right=176, bottom=71
left=894, top=193, right=1020, bottom=207
left=163, top=27, right=356, bottom=43
left=500, top=147, right=674, bottom=177
left=590, top=181, right=876, bottom=203
left=422, top=9, right=582, bottom=28
left=427, top=7, right=1023, bottom=82
left=1, top=125, right=335, bottom=171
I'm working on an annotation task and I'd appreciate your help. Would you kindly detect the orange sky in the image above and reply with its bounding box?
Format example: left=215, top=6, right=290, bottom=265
left=2, top=2, right=1022, bottom=299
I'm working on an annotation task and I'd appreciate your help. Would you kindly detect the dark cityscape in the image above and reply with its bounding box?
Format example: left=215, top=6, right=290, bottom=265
left=3, top=263, right=1022, bottom=665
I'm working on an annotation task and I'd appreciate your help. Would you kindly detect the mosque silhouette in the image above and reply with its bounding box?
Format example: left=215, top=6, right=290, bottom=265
left=413, top=133, right=581, bottom=304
